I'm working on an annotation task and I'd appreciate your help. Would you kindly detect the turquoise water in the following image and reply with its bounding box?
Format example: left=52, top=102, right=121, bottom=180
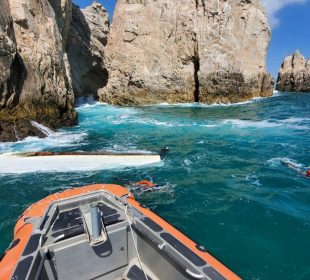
left=1, top=93, right=310, bottom=279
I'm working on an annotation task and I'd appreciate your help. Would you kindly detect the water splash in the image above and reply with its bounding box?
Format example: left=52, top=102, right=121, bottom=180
left=267, top=157, right=305, bottom=169
left=30, top=121, right=54, bottom=136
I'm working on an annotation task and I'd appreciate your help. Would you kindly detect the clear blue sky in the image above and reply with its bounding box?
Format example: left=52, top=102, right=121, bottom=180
left=74, top=0, right=310, bottom=78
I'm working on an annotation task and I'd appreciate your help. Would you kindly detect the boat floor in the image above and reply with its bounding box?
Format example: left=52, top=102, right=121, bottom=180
left=115, top=259, right=156, bottom=280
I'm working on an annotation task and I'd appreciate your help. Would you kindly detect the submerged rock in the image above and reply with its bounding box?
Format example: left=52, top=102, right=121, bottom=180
left=0, top=0, right=109, bottom=142
left=99, top=0, right=273, bottom=105
left=276, top=50, right=310, bottom=92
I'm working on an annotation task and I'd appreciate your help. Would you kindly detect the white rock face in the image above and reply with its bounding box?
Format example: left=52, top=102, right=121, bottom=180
left=277, top=51, right=310, bottom=92
left=99, top=0, right=273, bottom=105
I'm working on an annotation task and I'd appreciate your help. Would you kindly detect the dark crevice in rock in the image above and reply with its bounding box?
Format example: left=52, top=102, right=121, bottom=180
left=195, top=0, right=199, bottom=9
left=200, top=0, right=206, bottom=11
left=7, top=53, right=27, bottom=108
left=67, top=4, right=109, bottom=100
left=193, top=35, right=200, bottom=102
left=80, top=67, right=109, bottom=97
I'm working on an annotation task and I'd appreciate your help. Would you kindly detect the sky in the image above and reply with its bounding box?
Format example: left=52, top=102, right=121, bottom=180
left=74, top=0, right=310, bottom=78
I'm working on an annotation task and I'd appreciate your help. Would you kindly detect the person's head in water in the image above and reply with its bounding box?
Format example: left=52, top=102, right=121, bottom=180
left=307, top=170, right=310, bottom=177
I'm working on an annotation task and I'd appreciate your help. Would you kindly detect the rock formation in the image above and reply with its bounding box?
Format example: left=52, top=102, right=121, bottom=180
left=276, top=51, right=310, bottom=92
left=67, top=3, right=109, bottom=99
left=0, top=0, right=16, bottom=112
left=0, top=1, right=109, bottom=142
left=99, top=0, right=273, bottom=105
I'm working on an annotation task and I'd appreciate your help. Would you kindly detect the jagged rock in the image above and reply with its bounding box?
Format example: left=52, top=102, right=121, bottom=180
left=99, top=0, right=273, bottom=105
left=0, top=1, right=110, bottom=142
left=0, top=0, right=17, bottom=110
left=0, top=120, right=45, bottom=142
left=276, top=51, right=310, bottom=92
left=67, top=2, right=109, bottom=99
left=0, top=0, right=77, bottom=142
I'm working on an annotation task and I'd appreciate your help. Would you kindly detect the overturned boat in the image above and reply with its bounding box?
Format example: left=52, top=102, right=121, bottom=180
left=0, top=151, right=162, bottom=174
left=0, top=184, right=240, bottom=280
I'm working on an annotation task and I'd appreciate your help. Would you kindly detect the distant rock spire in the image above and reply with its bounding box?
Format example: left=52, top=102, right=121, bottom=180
left=277, top=51, right=310, bottom=92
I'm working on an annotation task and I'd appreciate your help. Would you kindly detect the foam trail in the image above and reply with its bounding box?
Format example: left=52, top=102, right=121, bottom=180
left=267, top=157, right=305, bottom=169
left=220, top=118, right=309, bottom=130
left=30, top=121, right=54, bottom=136
left=152, top=96, right=268, bottom=108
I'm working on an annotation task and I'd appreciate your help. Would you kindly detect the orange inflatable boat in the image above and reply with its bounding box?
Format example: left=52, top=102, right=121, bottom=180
left=0, top=184, right=240, bottom=280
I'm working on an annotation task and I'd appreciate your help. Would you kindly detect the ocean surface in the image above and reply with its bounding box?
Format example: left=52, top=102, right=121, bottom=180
left=1, top=92, right=310, bottom=279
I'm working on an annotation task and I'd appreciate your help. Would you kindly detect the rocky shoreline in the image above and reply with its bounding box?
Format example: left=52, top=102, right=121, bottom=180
left=0, top=0, right=280, bottom=142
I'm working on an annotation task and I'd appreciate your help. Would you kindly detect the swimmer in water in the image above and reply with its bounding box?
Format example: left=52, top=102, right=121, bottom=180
left=283, top=161, right=310, bottom=178
left=126, top=180, right=171, bottom=194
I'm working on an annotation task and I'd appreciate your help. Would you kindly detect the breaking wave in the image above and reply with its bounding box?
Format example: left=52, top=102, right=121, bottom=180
left=0, top=130, right=87, bottom=154
left=30, top=121, right=55, bottom=136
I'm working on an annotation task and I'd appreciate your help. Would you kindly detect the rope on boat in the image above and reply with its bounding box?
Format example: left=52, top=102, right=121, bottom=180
left=125, top=205, right=149, bottom=280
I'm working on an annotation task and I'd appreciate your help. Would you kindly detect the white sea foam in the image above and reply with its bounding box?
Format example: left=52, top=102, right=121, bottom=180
left=75, top=96, right=100, bottom=107
left=0, top=130, right=87, bottom=153
left=222, top=119, right=281, bottom=128
left=105, top=144, right=154, bottom=155
left=272, top=90, right=284, bottom=97
left=246, top=173, right=262, bottom=187
left=77, top=101, right=107, bottom=109
left=200, top=124, right=220, bottom=128
left=220, top=118, right=309, bottom=130
left=153, top=96, right=269, bottom=108
left=131, top=119, right=175, bottom=127
left=183, top=159, right=192, bottom=166
left=277, top=117, right=310, bottom=123
left=109, top=117, right=190, bottom=128
left=107, top=114, right=310, bottom=130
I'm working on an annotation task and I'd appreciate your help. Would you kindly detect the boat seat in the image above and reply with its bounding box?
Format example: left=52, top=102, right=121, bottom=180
left=51, top=204, right=124, bottom=241
left=127, top=264, right=153, bottom=280
left=52, top=208, right=83, bottom=231
left=98, top=203, right=123, bottom=225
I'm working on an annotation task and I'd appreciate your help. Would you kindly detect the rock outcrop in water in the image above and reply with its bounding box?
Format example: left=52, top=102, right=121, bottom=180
left=276, top=51, right=310, bottom=92
left=99, top=0, right=273, bottom=105
left=0, top=1, right=109, bottom=142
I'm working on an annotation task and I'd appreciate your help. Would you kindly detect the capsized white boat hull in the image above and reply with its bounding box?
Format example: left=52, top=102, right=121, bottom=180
left=0, top=152, right=162, bottom=174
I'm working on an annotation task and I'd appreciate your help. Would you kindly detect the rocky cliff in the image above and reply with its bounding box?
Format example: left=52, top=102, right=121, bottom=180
left=99, top=0, right=273, bottom=105
left=276, top=51, right=310, bottom=92
left=67, top=3, right=109, bottom=99
left=0, top=1, right=109, bottom=142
